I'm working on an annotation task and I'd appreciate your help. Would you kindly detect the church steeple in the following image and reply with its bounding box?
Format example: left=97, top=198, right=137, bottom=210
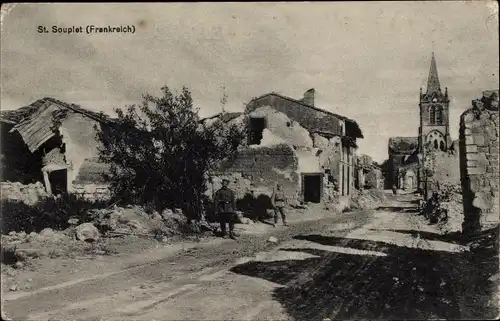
left=426, top=52, right=441, bottom=95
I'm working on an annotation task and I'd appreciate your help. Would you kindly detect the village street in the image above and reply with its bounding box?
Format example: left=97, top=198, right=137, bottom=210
left=3, top=191, right=496, bottom=321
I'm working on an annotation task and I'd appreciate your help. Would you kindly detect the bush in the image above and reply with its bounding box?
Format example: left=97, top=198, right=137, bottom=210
left=96, top=85, right=245, bottom=218
left=1, top=194, right=110, bottom=234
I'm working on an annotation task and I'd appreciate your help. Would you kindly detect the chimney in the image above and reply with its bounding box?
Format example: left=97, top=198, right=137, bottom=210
left=303, top=88, right=315, bottom=106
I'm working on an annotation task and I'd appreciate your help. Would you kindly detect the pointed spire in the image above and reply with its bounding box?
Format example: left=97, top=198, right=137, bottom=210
left=426, top=52, right=441, bottom=95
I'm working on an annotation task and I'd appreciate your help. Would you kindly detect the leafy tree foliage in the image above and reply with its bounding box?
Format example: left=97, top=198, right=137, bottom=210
left=96, top=86, right=246, bottom=219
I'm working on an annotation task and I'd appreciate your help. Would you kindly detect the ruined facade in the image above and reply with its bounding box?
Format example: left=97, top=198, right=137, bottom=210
left=0, top=98, right=112, bottom=200
left=205, top=89, right=363, bottom=206
left=459, top=90, right=499, bottom=235
left=386, top=137, right=419, bottom=191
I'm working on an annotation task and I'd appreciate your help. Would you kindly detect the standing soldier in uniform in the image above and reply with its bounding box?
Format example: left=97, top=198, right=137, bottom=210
left=214, top=178, right=237, bottom=239
left=271, top=183, right=288, bottom=227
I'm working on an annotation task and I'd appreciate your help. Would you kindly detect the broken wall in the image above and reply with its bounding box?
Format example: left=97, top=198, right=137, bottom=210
left=365, top=167, right=383, bottom=189
left=459, top=94, right=499, bottom=235
left=60, top=112, right=105, bottom=190
left=213, top=106, right=344, bottom=204
left=209, top=143, right=300, bottom=200
left=427, top=149, right=461, bottom=192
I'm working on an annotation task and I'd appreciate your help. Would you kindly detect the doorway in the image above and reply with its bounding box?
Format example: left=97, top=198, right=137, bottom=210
left=406, top=176, right=414, bottom=190
left=302, top=173, right=323, bottom=203
left=49, top=169, right=68, bottom=195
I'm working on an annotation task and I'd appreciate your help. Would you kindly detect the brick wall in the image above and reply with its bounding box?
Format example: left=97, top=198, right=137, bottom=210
left=459, top=93, right=499, bottom=235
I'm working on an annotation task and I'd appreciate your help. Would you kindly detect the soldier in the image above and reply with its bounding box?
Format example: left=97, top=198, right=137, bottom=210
left=213, top=178, right=237, bottom=239
left=271, top=183, right=288, bottom=227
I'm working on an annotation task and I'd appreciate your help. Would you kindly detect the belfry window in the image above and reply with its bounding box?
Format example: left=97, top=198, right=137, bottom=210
left=429, top=106, right=435, bottom=125
left=435, top=106, right=443, bottom=124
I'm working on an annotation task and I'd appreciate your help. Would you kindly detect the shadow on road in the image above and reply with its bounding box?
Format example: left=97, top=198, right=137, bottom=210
left=230, top=231, right=499, bottom=320
left=375, top=206, right=420, bottom=213
left=369, top=228, right=465, bottom=244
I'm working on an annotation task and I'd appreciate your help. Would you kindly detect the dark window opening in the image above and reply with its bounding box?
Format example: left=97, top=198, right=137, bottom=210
left=248, top=117, right=266, bottom=145
left=440, top=141, right=445, bottom=151
left=302, top=174, right=322, bottom=203
left=434, top=140, right=438, bottom=149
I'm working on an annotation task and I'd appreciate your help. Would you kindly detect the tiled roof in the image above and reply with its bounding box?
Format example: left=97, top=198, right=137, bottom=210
left=8, top=97, right=115, bottom=153
left=0, top=100, right=45, bottom=124
left=249, top=92, right=363, bottom=139
left=388, top=136, right=418, bottom=154
left=200, top=111, right=243, bottom=123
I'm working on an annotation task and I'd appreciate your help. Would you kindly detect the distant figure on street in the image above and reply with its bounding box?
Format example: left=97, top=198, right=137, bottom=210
left=213, top=179, right=237, bottom=239
left=271, top=183, right=288, bottom=227
left=392, top=184, right=397, bottom=195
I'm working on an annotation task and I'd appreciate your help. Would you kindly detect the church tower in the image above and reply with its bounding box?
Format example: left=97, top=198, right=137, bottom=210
left=418, top=52, right=451, bottom=154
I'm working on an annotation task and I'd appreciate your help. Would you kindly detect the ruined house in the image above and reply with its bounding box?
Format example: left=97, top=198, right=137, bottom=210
left=0, top=97, right=113, bottom=200
left=204, top=88, right=363, bottom=206
left=386, top=137, right=419, bottom=191
left=356, top=154, right=383, bottom=190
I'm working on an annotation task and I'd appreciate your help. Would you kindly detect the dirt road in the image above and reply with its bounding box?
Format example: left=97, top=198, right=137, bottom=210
left=3, top=193, right=498, bottom=320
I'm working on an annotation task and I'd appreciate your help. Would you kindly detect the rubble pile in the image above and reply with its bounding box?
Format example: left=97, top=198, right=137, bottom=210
left=350, top=189, right=387, bottom=210
left=0, top=181, right=48, bottom=206
left=0, top=205, right=201, bottom=271
left=87, top=206, right=191, bottom=236
left=420, top=184, right=463, bottom=233
left=435, top=187, right=463, bottom=234
left=1, top=227, right=87, bottom=264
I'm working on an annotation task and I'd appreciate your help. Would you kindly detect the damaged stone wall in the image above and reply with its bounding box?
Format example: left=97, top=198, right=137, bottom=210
left=207, top=105, right=344, bottom=204
left=208, top=143, right=300, bottom=200
left=427, top=149, right=461, bottom=192
left=365, top=167, right=383, bottom=189
left=72, top=183, right=111, bottom=201
left=59, top=112, right=105, bottom=190
left=459, top=91, right=499, bottom=235
left=1, top=181, right=48, bottom=205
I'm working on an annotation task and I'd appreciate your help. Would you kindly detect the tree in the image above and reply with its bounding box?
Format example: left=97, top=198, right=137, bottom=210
left=96, top=86, right=246, bottom=219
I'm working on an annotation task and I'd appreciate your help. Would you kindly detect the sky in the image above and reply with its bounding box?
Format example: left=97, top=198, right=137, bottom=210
left=1, top=2, right=498, bottom=162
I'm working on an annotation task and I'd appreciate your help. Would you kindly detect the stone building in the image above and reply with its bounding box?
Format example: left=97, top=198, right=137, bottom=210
left=459, top=90, right=499, bottom=235
left=0, top=97, right=113, bottom=200
left=386, top=137, right=419, bottom=191
left=386, top=52, right=452, bottom=193
left=356, top=154, right=383, bottom=190
left=204, top=89, right=363, bottom=206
